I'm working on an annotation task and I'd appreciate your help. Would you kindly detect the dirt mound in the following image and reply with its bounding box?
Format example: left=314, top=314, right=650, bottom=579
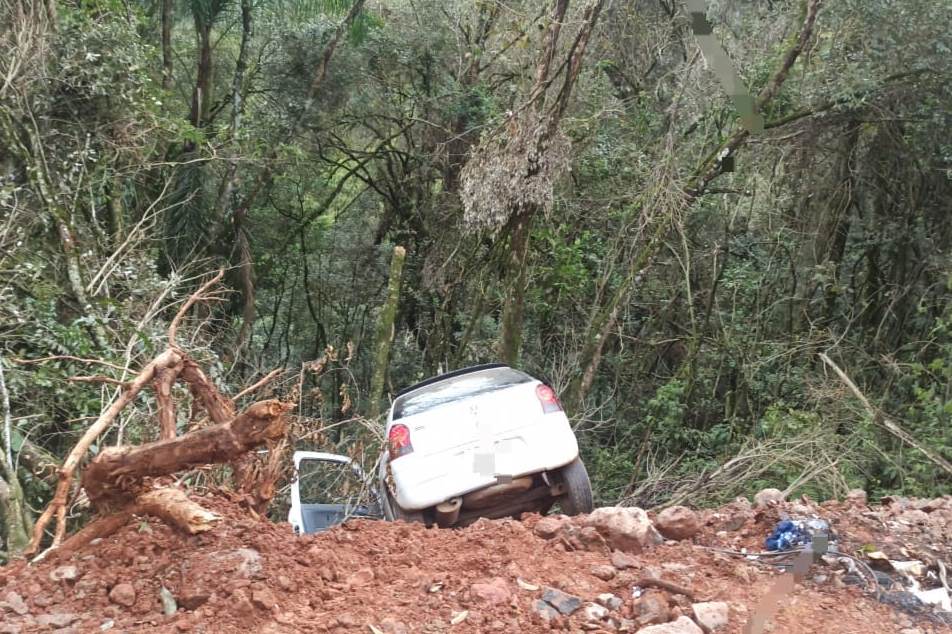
left=1, top=493, right=950, bottom=633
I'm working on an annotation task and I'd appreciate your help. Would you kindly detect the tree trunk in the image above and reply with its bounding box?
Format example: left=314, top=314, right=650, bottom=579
left=0, top=474, right=32, bottom=557
left=369, top=246, right=406, bottom=418
left=161, top=0, right=174, bottom=90
left=0, top=357, right=31, bottom=556
left=498, top=213, right=532, bottom=365
left=189, top=21, right=213, bottom=129
left=213, top=0, right=253, bottom=221
left=82, top=400, right=290, bottom=508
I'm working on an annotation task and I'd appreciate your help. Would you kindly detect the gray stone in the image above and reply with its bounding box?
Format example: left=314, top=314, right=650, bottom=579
left=532, top=599, right=560, bottom=621
left=597, top=593, right=624, bottom=611
left=542, top=587, right=583, bottom=616
left=583, top=603, right=609, bottom=622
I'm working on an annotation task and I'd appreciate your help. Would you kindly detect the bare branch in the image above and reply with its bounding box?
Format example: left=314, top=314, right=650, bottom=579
left=234, top=369, right=285, bottom=401
left=167, top=269, right=225, bottom=346
left=819, top=353, right=952, bottom=477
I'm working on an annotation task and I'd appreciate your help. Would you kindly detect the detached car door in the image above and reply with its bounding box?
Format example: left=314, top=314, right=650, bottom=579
left=288, top=451, right=381, bottom=535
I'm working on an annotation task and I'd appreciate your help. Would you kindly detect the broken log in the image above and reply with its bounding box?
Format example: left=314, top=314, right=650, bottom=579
left=26, top=348, right=182, bottom=554
left=136, top=488, right=220, bottom=534
left=82, top=400, right=290, bottom=507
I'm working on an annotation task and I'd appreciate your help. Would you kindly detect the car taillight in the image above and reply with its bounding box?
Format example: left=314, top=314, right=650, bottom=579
left=536, top=384, right=562, bottom=413
left=388, top=424, right=413, bottom=460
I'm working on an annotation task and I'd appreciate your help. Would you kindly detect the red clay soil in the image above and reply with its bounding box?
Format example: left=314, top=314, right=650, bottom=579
left=1, top=494, right=950, bottom=634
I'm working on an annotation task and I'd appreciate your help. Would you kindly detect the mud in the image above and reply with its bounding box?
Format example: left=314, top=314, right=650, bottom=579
left=1, top=493, right=949, bottom=633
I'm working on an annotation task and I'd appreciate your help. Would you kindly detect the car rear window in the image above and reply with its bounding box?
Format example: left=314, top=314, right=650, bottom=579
left=392, top=367, right=532, bottom=420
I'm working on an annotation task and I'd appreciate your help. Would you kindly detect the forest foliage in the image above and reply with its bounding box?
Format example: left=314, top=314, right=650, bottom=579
left=1, top=0, right=950, bottom=557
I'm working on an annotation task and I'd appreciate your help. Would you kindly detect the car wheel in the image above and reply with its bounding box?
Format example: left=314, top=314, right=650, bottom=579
left=557, top=457, right=593, bottom=515
left=383, top=487, right=426, bottom=523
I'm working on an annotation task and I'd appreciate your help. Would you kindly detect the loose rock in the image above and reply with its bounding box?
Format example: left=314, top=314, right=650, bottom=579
left=591, top=564, right=617, bottom=581
left=542, top=587, right=583, bottom=616
left=655, top=506, right=701, bottom=541
left=533, top=516, right=568, bottom=539
left=585, top=507, right=663, bottom=553
left=578, top=526, right=606, bottom=550
left=611, top=550, right=639, bottom=570
left=634, top=590, right=670, bottom=626
left=754, top=488, right=785, bottom=508
left=596, top=593, right=624, bottom=611
left=470, top=578, right=511, bottom=605
left=583, top=603, right=609, bottom=622
left=35, top=613, right=80, bottom=628
left=845, top=489, right=868, bottom=506
left=1, top=591, right=29, bottom=616
left=635, top=615, right=704, bottom=634
left=691, top=601, right=729, bottom=631
left=108, top=583, right=136, bottom=608
left=251, top=587, right=277, bottom=611
left=532, top=599, right=560, bottom=621
left=49, top=566, right=79, bottom=582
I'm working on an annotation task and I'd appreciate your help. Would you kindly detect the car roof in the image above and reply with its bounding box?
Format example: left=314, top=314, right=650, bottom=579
left=394, top=363, right=513, bottom=399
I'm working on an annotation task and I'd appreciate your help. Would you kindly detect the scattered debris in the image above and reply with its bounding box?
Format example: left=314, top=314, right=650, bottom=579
left=517, top=578, right=540, bottom=591
left=764, top=518, right=833, bottom=551
left=160, top=586, right=178, bottom=616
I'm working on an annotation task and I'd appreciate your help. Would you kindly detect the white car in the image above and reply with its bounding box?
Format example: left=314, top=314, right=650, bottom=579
left=377, top=363, right=592, bottom=527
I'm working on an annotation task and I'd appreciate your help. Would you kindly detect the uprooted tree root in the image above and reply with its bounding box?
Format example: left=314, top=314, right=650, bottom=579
left=25, top=270, right=292, bottom=558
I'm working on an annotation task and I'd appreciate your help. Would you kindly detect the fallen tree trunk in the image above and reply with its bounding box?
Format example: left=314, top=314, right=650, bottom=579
left=25, top=270, right=292, bottom=558
left=49, top=488, right=221, bottom=561
left=82, top=400, right=290, bottom=508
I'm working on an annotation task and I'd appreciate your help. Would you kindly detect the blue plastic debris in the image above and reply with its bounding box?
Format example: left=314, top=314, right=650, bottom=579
left=765, top=518, right=831, bottom=551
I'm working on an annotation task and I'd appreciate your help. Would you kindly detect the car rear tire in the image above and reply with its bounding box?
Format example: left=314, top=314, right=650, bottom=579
left=557, top=457, right=593, bottom=515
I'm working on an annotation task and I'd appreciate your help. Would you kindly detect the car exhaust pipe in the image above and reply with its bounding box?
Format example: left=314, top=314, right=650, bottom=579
left=435, top=497, right=462, bottom=527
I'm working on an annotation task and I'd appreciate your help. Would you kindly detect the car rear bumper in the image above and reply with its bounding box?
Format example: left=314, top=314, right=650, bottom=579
left=388, top=421, right=579, bottom=510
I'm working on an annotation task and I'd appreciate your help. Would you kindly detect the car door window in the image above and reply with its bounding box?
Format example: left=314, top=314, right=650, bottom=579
left=297, top=459, right=366, bottom=507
